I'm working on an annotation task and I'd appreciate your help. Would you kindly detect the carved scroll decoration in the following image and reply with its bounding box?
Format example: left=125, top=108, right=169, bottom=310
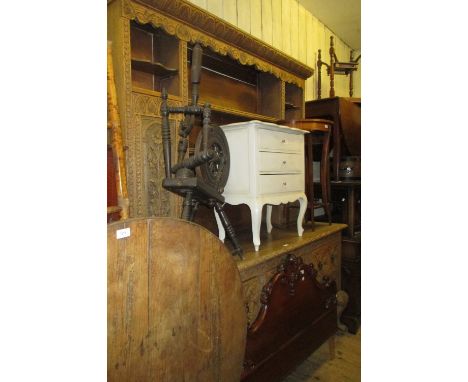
left=122, top=0, right=309, bottom=88
left=260, top=254, right=318, bottom=305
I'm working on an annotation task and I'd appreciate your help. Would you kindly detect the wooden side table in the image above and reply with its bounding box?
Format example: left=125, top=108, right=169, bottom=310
left=280, top=119, right=333, bottom=229
left=215, top=120, right=308, bottom=251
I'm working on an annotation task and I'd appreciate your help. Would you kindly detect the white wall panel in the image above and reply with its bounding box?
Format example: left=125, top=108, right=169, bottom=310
left=298, top=4, right=307, bottom=65
left=290, top=0, right=299, bottom=60
left=187, top=0, right=207, bottom=9
left=271, top=0, right=282, bottom=51
left=237, top=0, right=251, bottom=33
left=223, top=0, right=237, bottom=26
left=305, top=11, right=314, bottom=100
left=261, top=0, right=273, bottom=45
left=185, top=0, right=360, bottom=99
left=281, top=0, right=291, bottom=56
left=250, top=0, right=262, bottom=39
left=207, top=0, right=222, bottom=18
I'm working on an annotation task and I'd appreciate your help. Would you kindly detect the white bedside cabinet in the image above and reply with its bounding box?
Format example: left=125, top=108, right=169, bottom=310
left=214, top=120, right=308, bottom=251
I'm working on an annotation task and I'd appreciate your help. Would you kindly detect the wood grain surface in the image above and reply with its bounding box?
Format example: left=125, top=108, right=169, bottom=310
left=282, top=329, right=360, bottom=382
left=108, top=217, right=247, bottom=382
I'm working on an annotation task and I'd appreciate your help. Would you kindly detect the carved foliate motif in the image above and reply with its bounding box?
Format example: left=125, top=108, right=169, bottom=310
left=243, top=277, right=262, bottom=326
left=180, top=41, right=188, bottom=102
left=260, top=254, right=318, bottom=304
left=146, top=121, right=171, bottom=217
left=122, top=19, right=132, bottom=139
left=127, top=92, right=183, bottom=217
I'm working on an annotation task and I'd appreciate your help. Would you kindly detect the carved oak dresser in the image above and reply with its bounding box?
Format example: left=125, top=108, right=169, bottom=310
left=107, top=0, right=312, bottom=219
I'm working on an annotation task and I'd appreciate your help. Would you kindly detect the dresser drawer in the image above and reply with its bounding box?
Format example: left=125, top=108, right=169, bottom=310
left=258, top=152, right=303, bottom=174
left=258, top=174, right=304, bottom=194
left=257, top=128, right=303, bottom=153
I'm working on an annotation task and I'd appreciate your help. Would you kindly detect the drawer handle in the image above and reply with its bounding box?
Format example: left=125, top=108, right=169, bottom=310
left=282, top=161, right=287, bottom=164
left=281, top=139, right=286, bottom=143
left=282, top=182, right=287, bottom=186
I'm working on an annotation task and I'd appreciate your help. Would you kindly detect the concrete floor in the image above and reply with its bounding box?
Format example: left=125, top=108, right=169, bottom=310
left=281, top=329, right=361, bottom=382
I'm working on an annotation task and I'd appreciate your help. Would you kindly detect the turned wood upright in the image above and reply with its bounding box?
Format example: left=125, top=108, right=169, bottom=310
left=317, top=36, right=360, bottom=99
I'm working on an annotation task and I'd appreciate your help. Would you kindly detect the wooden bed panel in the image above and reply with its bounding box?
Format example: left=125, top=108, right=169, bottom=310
left=242, top=254, right=337, bottom=382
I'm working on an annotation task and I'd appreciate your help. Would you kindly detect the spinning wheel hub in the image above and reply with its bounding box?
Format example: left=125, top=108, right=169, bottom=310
left=194, top=126, right=230, bottom=191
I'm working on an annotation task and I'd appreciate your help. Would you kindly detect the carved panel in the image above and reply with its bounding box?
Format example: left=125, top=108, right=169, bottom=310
left=299, top=240, right=340, bottom=285
left=180, top=40, right=188, bottom=102
left=126, top=92, right=183, bottom=217
left=122, top=18, right=132, bottom=139
left=122, top=0, right=309, bottom=88
left=242, top=277, right=262, bottom=326
left=144, top=117, right=171, bottom=216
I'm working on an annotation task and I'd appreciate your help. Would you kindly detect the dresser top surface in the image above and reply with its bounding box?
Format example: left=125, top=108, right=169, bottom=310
left=235, top=222, right=347, bottom=272
left=221, top=120, right=307, bottom=135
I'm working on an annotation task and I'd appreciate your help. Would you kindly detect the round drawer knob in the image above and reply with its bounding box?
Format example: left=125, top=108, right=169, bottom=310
left=281, top=139, right=286, bottom=143
left=282, top=182, right=287, bottom=186
left=282, top=161, right=287, bottom=164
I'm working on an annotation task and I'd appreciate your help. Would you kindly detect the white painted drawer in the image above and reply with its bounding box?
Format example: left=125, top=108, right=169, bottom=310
left=258, top=174, right=304, bottom=194
left=257, top=128, right=303, bottom=153
left=258, top=152, right=303, bottom=174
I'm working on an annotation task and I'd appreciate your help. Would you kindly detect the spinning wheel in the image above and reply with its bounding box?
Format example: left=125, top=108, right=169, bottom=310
left=160, top=42, right=243, bottom=258
left=194, top=125, right=230, bottom=190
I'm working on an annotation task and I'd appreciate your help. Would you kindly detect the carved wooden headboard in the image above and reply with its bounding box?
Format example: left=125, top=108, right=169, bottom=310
left=242, top=254, right=337, bottom=382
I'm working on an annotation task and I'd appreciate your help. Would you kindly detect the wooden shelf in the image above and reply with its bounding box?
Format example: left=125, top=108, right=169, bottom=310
left=132, top=86, right=183, bottom=102
left=208, top=102, right=279, bottom=123
left=131, top=59, right=178, bottom=77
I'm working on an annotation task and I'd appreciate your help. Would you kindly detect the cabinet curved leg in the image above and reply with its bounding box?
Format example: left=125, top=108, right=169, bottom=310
left=266, top=205, right=273, bottom=234
left=214, top=210, right=225, bottom=242
left=249, top=202, right=263, bottom=251
left=297, top=194, right=307, bottom=237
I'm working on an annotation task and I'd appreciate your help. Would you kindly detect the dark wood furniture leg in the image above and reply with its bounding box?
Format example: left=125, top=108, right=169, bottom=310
left=333, top=119, right=341, bottom=181
left=347, top=186, right=355, bottom=237
left=321, top=130, right=332, bottom=224
left=317, top=49, right=322, bottom=99
left=307, top=133, right=315, bottom=228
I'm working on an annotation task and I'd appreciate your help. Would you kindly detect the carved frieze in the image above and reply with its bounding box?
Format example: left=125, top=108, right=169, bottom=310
left=122, top=0, right=310, bottom=88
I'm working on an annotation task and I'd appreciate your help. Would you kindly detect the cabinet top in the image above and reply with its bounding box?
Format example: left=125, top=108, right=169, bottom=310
left=221, top=120, right=308, bottom=135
